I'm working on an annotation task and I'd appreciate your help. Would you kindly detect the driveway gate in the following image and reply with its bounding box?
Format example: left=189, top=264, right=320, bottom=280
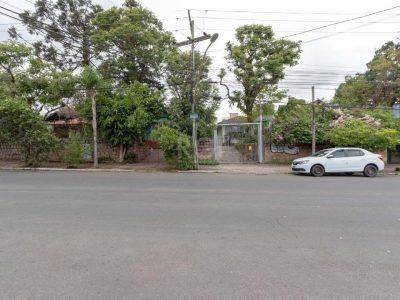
left=213, top=122, right=263, bottom=163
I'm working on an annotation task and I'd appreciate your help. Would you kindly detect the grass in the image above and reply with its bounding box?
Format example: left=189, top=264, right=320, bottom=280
left=264, top=159, right=292, bottom=165
left=199, top=159, right=219, bottom=166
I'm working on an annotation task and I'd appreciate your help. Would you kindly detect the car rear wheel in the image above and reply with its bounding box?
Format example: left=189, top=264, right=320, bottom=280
left=311, top=164, right=325, bottom=177
left=363, top=164, right=378, bottom=177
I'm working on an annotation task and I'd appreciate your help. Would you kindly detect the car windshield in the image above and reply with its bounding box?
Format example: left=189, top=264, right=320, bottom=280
left=311, top=149, right=333, bottom=157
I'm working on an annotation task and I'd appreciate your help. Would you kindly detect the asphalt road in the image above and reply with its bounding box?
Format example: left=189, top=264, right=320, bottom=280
left=1, top=171, right=400, bottom=300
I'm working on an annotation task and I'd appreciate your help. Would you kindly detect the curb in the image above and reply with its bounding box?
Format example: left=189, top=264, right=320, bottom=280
left=0, top=167, right=144, bottom=173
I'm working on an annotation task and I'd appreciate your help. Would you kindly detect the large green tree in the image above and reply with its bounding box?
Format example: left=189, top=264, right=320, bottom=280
left=165, top=50, right=219, bottom=138
left=0, top=41, right=76, bottom=112
left=18, top=0, right=103, bottom=69
left=78, top=81, right=164, bottom=162
left=221, top=25, right=301, bottom=121
left=334, top=41, right=400, bottom=108
left=91, top=5, right=175, bottom=87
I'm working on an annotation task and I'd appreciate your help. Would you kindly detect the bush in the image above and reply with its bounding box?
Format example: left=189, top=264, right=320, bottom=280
left=199, top=159, right=219, bottom=165
left=125, top=151, right=137, bottom=163
left=0, top=99, right=58, bottom=166
left=151, top=126, right=194, bottom=170
left=62, top=133, right=84, bottom=168
left=98, top=156, right=114, bottom=163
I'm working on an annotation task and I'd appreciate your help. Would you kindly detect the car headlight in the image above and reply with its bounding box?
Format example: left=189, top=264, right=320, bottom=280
left=297, top=160, right=309, bottom=165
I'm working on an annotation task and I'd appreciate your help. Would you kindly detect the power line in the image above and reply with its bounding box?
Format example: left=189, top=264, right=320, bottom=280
left=282, top=4, right=400, bottom=38
left=189, top=16, right=400, bottom=24
left=183, top=8, right=400, bottom=16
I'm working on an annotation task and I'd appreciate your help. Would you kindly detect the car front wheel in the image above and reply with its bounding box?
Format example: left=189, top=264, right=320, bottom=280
left=311, top=164, right=325, bottom=177
left=363, top=164, right=378, bottom=177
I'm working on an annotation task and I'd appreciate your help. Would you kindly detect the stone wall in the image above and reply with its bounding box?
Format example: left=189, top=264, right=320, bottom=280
left=198, top=138, right=213, bottom=160
left=0, top=142, right=22, bottom=160
left=0, top=140, right=165, bottom=163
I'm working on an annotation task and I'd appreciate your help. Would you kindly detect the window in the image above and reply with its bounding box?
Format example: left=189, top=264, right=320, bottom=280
left=347, top=149, right=365, bottom=157
left=330, top=149, right=345, bottom=158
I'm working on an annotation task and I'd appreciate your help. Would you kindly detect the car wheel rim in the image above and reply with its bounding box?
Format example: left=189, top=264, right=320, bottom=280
left=314, top=166, right=323, bottom=175
left=367, top=166, right=376, bottom=176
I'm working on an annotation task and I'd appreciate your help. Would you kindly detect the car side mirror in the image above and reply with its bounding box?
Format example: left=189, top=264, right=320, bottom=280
left=327, top=155, right=334, bottom=159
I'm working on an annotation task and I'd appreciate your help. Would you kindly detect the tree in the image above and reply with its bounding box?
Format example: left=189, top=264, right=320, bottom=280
left=78, top=81, right=164, bottom=162
left=221, top=25, right=301, bottom=121
left=0, top=41, right=31, bottom=96
left=151, top=126, right=194, bottom=170
left=165, top=50, right=219, bottom=138
left=334, top=74, right=373, bottom=109
left=0, top=99, right=57, bottom=166
left=333, top=41, right=400, bottom=108
left=18, top=0, right=103, bottom=69
left=270, top=98, right=336, bottom=146
left=0, top=41, right=76, bottom=112
left=91, top=5, right=175, bottom=88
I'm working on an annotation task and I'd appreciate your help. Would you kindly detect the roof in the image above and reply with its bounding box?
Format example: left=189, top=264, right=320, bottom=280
left=45, top=106, right=80, bottom=121
left=218, top=115, right=248, bottom=125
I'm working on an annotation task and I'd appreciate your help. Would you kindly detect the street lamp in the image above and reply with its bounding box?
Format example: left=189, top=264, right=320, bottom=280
left=190, top=33, right=219, bottom=169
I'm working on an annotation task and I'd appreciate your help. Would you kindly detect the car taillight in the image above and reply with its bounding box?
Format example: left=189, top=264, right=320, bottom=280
left=378, top=155, right=384, bottom=161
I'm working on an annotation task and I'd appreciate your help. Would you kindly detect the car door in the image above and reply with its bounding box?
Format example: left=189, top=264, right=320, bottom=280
left=346, top=149, right=366, bottom=171
left=324, top=149, right=348, bottom=172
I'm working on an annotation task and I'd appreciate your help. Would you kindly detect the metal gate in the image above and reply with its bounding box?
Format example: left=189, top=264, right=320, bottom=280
left=213, top=122, right=263, bottom=163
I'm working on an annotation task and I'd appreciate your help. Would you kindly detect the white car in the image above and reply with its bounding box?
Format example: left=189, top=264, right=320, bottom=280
left=291, top=148, right=385, bottom=177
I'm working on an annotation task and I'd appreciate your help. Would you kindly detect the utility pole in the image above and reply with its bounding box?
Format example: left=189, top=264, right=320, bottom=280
left=175, top=10, right=218, bottom=170
left=90, top=89, right=98, bottom=168
left=311, top=86, right=316, bottom=155
left=188, top=10, right=198, bottom=169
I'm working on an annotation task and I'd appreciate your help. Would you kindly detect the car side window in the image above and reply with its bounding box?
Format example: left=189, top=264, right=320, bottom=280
left=330, top=150, right=346, bottom=158
left=347, top=149, right=365, bottom=157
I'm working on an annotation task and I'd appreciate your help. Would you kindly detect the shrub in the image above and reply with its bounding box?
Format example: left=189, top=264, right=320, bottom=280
left=125, top=151, right=137, bottom=163
left=151, top=126, right=194, bottom=170
left=0, top=99, right=58, bottom=166
left=62, top=132, right=84, bottom=168
left=199, top=159, right=219, bottom=165
left=98, top=156, right=114, bottom=163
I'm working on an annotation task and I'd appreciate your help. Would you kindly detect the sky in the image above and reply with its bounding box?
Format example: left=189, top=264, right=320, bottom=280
left=1, top=0, right=400, bottom=120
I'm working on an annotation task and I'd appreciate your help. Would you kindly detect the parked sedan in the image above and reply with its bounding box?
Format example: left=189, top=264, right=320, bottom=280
left=291, top=148, right=385, bottom=177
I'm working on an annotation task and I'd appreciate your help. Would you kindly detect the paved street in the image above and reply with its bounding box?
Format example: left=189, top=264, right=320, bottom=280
left=1, top=171, right=400, bottom=299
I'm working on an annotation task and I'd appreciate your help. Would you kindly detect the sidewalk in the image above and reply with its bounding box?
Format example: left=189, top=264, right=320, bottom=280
left=0, top=160, right=399, bottom=175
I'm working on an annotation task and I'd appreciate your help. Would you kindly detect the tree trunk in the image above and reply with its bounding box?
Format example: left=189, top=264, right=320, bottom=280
left=118, top=144, right=126, bottom=163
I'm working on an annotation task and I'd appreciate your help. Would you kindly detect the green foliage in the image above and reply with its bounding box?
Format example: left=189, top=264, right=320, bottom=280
left=334, top=41, right=400, bottom=108
left=125, top=152, right=137, bottom=163
left=78, top=81, right=164, bottom=157
left=0, top=99, right=57, bottom=166
left=0, top=41, right=76, bottom=110
left=151, top=126, right=194, bottom=170
left=62, top=132, right=84, bottom=168
left=165, top=50, right=219, bottom=138
left=333, top=74, right=373, bottom=109
left=98, top=156, right=114, bottom=163
left=80, top=66, right=102, bottom=90
left=270, top=98, right=336, bottom=145
left=222, top=25, right=301, bottom=121
left=18, top=0, right=102, bottom=69
left=92, top=5, right=175, bottom=87
left=325, top=118, right=400, bottom=150
left=199, top=159, right=219, bottom=166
